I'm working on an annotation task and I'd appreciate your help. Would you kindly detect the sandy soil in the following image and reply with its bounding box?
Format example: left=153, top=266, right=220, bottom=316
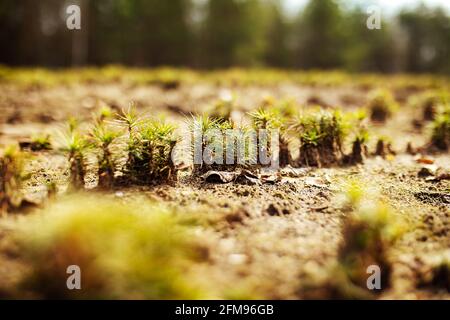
left=0, top=80, right=448, bottom=299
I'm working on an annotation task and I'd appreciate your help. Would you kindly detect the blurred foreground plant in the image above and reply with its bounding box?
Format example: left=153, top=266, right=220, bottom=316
left=0, top=145, right=31, bottom=215
left=337, top=180, right=406, bottom=295
left=17, top=195, right=206, bottom=299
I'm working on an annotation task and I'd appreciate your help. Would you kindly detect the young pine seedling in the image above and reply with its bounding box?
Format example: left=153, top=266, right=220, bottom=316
left=91, top=122, right=122, bottom=189
left=189, top=115, right=232, bottom=175
left=58, top=124, right=90, bottom=192
left=142, top=119, right=178, bottom=182
left=249, top=108, right=292, bottom=168
left=116, top=105, right=141, bottom=140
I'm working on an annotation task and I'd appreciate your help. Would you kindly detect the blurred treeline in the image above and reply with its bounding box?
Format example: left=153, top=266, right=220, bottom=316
left=1, top=0, right=450, bottom=74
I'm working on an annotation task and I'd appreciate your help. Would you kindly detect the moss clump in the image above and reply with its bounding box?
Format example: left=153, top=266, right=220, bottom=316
left=17, top=195, right=205, bottom=299
left=367, top=89, right=397, bottom=123
left=293, top=109, right=346, bottom=167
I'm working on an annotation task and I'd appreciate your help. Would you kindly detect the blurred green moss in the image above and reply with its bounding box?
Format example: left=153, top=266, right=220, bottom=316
left=16, top=195, right=206, bottom=299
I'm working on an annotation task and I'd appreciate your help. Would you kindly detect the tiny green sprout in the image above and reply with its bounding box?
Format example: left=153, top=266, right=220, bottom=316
left=98, top=105, right=113, bottom=122
left=116, top=103, right=141, bottom=136
left=248, top=108, right=275, bottom=130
